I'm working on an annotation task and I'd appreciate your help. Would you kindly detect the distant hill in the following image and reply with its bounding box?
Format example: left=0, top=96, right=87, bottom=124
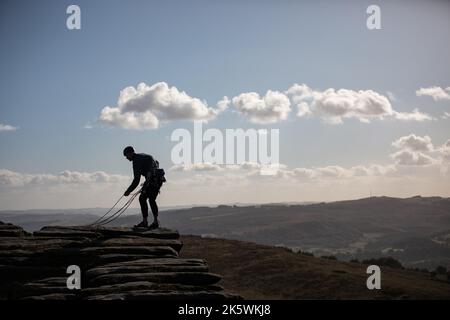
left=180, top=235, right=450, bottom=299
left=160, top=196, right=450, bottom=270
left=2, top=196, right=450, bottom=270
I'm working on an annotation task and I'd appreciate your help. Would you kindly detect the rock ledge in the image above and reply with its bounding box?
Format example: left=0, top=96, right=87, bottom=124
left=0, top=222, right=241, bottom=300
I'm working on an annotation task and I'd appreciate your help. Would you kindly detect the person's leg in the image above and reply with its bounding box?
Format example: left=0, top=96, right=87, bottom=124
left=138, top=192, right=149, bottom=225
left=148, top=188, right=160, bottom=226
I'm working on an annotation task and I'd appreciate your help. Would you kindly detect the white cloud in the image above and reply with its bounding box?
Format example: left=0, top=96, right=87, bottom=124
left=170, top=134, right=448, bottom=185
left=99, top=106, right=160, bottom=129
left=285, top=83, right=314, bottom=102
left=287, top=167, right=315, bottom=179
left=390, top=134, right=438, bottom=166
left=393, top=109, right=433, bottom=122
left=386, top=91, right=397, bottom=102
left=277, top=164, right=397, bottom=181
left=442, top=112, right=450, bottom=120
left=285, top=84, right=432, bottom=124
left=97, top=82, right=437, bottom=127
left=312, top=166, right=353, bottom=179
left=171, top=161, right=396, bottom=183
left=2, top=134, right=450, bottom=209
left=390, top=150, right=435, bottom=166
left=392, top=134, right=434, bottom=152
left=296, top=102, right=313, bottom=118
left=416, top=86, right=450, bottom=101
left=313, top=88, right=393, bottom=123
left=231, top=90, right=291, bottom=124
left=444, top=139, right=450, bottom=148
left=216, top=96, right=230, bottom=112
left=169, top=162, right=285, bottom=173
left=350, top=164, right=397, bottom=177
left=0, top=169, right=128, bottom=188
left=169, top=163, right=223, bottom=172
left=99, top=82, right=224, bottom=129
left=438, top=139, right=450, bottom=163
left=0, top=123, right=18, bottom=131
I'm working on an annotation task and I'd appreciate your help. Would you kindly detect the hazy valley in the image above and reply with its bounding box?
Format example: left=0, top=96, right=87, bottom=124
left=2, top=196, right=450, bottom=270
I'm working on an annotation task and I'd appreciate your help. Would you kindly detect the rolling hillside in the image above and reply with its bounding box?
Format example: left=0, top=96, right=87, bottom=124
left=180, top=235, right=450, bottom=300
left=2, top=196, right=450, bottom=270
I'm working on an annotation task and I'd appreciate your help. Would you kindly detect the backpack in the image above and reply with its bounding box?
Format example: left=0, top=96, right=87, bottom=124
left=151, top=159, right=166, bottom=184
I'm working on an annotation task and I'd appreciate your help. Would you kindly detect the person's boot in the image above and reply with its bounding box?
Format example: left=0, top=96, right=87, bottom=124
left=134, top=220, right=148, bottom=229
left=148, top=220, right=160, bottom=229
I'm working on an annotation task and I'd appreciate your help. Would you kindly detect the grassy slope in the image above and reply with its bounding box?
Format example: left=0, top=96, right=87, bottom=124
left=179, top=235, right=450, bottom=300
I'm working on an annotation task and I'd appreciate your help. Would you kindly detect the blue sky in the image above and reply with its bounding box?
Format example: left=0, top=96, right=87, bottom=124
left=0, top=0, right=449, bottom=209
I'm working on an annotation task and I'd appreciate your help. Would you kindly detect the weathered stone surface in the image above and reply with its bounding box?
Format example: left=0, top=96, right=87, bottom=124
left=79, top=245, right=178, bottom=257
left=85, top=290, right=240, bottom=300
left=0, top=223, right=240, bottom=300
left=96, top=227, right=180, bottom=240
left=0, top=265, right=64, bottom=284
left=0, top=223, right=25, bottom=229
left=0, top=222, right=30, bottom=237
left=92, top=254, right=178, bottom=265
left=31, top=277, right=68, bottom=286
left=21, top=293, right=77, bottom=300
left=100, top=258, right=207, bottom=268
left=37, top=225, right=180, bottom=239
left=0, top=237, right=88, bottom=251
left=89, top=272, right=222, bottom=286
left=0, top=230, right=25, bottom=237
left=0, top=249, right=34, bottom=257
left=18, top=279, right=73, bottom=296
left=33, top=230, right=101, bottom=239
left=0, top=256, right=29, bottom=266
left=95, top=237, right=183, bottom=252
left=21, top=285, right=70, bottom=296
left=85, top=264, right=209, bottom=279
left=81, top=281, right=224, bottom=296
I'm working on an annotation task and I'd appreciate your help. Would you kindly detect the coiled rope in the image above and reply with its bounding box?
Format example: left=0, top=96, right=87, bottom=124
left=87, top=186, right=143, bottom=227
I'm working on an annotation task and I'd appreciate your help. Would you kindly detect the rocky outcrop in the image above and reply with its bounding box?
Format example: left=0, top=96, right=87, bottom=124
left=0, top=222, right=241, bottom=300
left=0, top=221, right=30, bottom=237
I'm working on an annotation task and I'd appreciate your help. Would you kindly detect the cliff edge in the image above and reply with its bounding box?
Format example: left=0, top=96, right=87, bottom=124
left=0, top=221, right=241, bottom=300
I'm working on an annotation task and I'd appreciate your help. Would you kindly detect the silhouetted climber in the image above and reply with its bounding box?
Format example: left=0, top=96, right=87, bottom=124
left=123, top=146, right=166, bottom=229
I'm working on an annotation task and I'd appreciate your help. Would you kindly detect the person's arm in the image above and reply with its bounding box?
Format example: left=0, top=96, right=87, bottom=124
left=124, top=161, right=140, bottom=196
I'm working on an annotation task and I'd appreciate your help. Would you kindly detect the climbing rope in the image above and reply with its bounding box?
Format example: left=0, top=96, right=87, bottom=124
left=87, top=186, right=143, bottom=227
left=88, top=195, right=124, bottom=226
left=94, top=191, right=140, bottom=226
